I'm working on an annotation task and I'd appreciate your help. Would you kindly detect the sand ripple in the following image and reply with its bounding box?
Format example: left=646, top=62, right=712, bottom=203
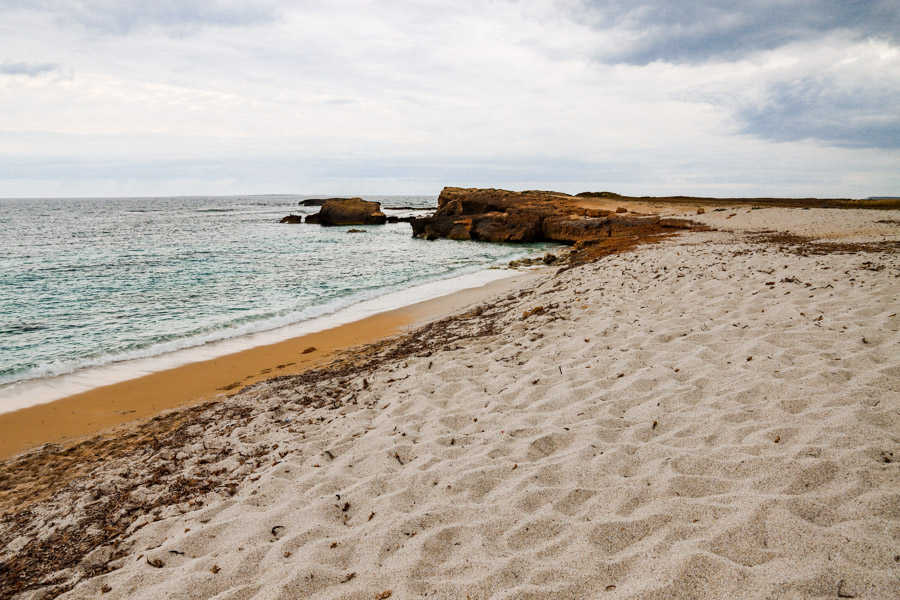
left=14, top=211, right=898, bottom=599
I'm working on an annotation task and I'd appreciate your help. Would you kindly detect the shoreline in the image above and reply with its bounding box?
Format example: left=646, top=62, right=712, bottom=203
left=1, top=205, right=897, bottom=599
left=0, top=266, right=530, bottom=414
left=0, top=268, right=539, bottom=460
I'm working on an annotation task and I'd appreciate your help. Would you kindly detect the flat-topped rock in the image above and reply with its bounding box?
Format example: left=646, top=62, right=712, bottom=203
left=299, top=197, right=353, bottom=206
left=304, top=198, right=387, bottom=226
left=410, top=187, right=703, bottom=261
left=411, top=188, right=705, bottom=264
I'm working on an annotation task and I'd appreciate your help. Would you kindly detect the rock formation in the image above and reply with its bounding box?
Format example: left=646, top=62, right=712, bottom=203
left=303, top=198, right=387, bottom=226
left=410, top=187, right=705, bottom=263
left=279, top=215, right=304, bottom=224
left=410, top=187, right=696, bottom=244
left=298, top=198, right=351, bottom=206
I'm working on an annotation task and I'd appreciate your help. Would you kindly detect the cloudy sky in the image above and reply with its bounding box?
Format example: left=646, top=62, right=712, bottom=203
left=1, top=0, right=898, bottom=197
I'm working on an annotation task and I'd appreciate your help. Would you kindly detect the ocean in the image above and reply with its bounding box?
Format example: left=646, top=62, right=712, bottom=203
left=0, top=195, right=545, bottom=412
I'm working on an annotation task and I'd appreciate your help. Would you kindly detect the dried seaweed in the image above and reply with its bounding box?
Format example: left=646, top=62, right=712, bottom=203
left=0, top=272, right=522, bottom=598
left=746, top=231, right=900, bottom=255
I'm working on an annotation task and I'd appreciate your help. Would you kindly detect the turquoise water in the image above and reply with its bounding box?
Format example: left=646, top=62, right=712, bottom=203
left=0, top=195, right=540, bottom=400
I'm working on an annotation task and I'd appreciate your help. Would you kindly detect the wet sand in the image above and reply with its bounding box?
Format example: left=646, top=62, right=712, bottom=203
left=0, top=271, right=535, bottom=460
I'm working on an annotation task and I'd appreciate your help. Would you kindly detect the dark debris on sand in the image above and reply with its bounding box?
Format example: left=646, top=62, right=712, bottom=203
left=744, top=231, right=900, bottom=256
left=0, top=284, right=529, bottom=599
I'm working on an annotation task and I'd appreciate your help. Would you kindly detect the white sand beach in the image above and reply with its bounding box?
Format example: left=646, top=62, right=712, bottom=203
left=3, top=208, right=898, bottom=599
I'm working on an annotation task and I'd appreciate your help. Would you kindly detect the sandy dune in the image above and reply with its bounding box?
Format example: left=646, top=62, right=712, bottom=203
left=5, top=209, right=899, bottom=599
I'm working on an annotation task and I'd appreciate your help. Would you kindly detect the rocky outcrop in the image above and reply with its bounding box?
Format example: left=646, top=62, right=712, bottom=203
left=299, top=197, right=351, bottom=206
left=576, top=191, right=623, bottom=199
left=279, top=215, right=304, bottom=224
left=411, top=187, right=611, bottom=243
left=412, top=188, right=578, bottom=243
left=410, top=187, right=702, bottom=258
left=304, top=198, right=387, bottom=226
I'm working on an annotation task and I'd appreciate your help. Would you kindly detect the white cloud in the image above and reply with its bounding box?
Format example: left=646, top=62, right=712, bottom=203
left=0, top=1, right=898, bottom=197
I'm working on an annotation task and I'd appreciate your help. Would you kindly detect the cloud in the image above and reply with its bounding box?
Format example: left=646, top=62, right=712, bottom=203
left=0, top=0, right=279, bottom=34
left=3, top=140, right=897, bottom=199
left=574, top=0, right=900, bottom=64
left=694, top=37, right=900, bottom=148
left=0, top=1, right=897, bottom=196
left=0, top=61, right=59, bottom=76
left=560, top=3, right=900, bottom=149
left=738, top=77, right=900, bottom=149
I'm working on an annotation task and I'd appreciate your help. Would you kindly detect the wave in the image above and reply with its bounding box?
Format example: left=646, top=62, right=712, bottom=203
left=1, top=252, right=533, bottom=383
left=0, top=322, right=46, bottom=335
left=0, top=264, right=524, bottom=413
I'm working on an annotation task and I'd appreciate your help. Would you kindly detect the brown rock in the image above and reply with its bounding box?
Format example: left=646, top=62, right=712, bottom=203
left=279, top=215, right=304, bottom=224
left=309, top=198, right=387, bottom=226
left=411, top=187, right=705, bottom=264
left=608, top=215, right=662, bottom=234
left=299, top=197, right=352, bottom=206
left=658, top=218, right=695, bottom=229
left=576, top=191, right=622, bottom=199
left=542, top=216, right=611, bottom=242
left=470, top=213, right=543, bottom=242
left=410, top=214, right=474, bottom=240
left=615, top=206, right=628, bottom=213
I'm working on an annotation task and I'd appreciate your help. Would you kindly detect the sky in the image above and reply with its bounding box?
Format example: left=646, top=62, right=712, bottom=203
left=1, top=0, right=898, bottom=198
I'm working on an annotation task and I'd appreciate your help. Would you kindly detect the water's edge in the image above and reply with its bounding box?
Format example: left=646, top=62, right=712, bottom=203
left=0, top=267, right=523, bottom=414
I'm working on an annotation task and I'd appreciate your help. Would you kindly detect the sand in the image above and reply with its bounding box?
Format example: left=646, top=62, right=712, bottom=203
left=2, top=208, right=898, bottom=599
left=0, top=272, right=535, bottom=460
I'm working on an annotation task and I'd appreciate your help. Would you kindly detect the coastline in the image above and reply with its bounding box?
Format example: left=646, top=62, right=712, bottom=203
left=0, top=268, right=540, bottom=460
left=0, top=263, right=533, bottom=414
left=1, top=205, right=897, bottom=599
